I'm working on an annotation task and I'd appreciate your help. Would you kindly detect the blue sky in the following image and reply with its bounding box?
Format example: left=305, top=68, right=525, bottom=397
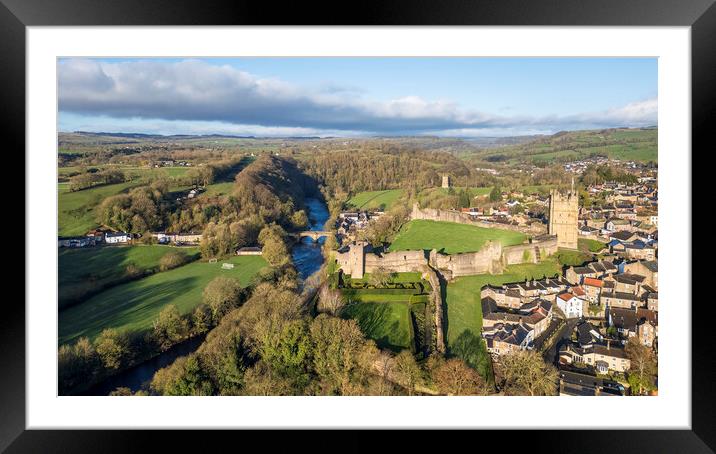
left=58, top=57, right=657, bottom=137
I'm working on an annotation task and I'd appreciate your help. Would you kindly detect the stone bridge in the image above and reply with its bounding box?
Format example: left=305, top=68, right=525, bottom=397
left=296, top=230, right=333, bottom=242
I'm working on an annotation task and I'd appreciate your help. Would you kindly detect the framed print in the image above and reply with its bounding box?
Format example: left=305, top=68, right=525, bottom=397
left=4, top=0, right=714, bottom=451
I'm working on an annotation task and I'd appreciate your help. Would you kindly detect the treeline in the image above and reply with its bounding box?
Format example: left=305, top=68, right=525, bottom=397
left=580, top=164, right=639, bottom=185
left=173, top=155, right=317, bottom=259
left=143, top=281, right=485, bottom=396
left=299, top=146, right=487, bottom=195
left=68, top=168, right=126, bottom=191
left=97, top=181, right=172, bottom=233
left=125, top=278, right=560, bottom=396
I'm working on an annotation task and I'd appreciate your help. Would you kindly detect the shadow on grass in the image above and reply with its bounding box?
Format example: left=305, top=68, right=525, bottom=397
left=59, top=276, right=201, bottom=345
left=341, top=302, right=405, bottom=353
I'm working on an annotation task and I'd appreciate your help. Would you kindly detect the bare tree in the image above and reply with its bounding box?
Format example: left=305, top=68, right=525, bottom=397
left=625, top=337, right=657, bottom=395
left=499, top=350, right=558, bottom=396
left=429, top=356, right=488, bottom=396
left=317, top=286, right=345, bottom=316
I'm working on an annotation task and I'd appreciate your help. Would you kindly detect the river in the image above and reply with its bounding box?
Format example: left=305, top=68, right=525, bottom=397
left=291, top=197, right=330, bottom=280
left=83, top=197, right=330, bottom=395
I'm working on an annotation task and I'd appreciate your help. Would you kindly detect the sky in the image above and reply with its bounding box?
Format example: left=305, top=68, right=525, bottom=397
left=57, top=57, right=657, bottom=138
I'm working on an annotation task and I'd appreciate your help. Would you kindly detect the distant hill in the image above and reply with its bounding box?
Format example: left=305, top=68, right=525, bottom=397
left=472, top=127, right=657, bottom=164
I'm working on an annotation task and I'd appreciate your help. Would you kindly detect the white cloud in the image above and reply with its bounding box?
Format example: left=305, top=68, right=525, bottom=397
left=58, top=58, right=657, bottom=136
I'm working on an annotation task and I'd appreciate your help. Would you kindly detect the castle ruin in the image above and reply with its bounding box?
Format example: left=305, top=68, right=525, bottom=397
left=441, top=174, right=451, bottom=189
left=548, top=185, right=579, bottom=250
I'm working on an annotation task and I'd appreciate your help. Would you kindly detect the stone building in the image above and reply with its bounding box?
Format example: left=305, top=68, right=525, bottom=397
left=548, top=186, right=579, bottom=249
left=441, top=174, right=451, bottom=189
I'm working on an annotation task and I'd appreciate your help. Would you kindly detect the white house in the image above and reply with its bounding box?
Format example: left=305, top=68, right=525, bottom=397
left=105, top=232, right=130, bottom=244
left=556, top=292, right=584, bottom=319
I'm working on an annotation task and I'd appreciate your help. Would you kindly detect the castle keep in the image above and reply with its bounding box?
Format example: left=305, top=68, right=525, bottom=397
left=548, top=187, right=579, bottom=249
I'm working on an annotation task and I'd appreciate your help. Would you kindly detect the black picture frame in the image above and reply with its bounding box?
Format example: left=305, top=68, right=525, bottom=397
left=3, top=0, right=712, bottom=451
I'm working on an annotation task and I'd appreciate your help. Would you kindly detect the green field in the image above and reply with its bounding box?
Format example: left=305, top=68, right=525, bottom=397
left=58, top=181, right=140, bottom=236
left=347, top=189, right=403, bottom=211
left=58, top=255, right=268, bottom=345
left=201, top=181, right=235, bottom=198
left=58, top=245, right=200, bottom=307
left=477, top=128, right=657, bottom=164
left=444, top=260, right=561, bottom=373
left=341, top=301, right=413, bottom=351
left=388, top=220, right=526, bottom=254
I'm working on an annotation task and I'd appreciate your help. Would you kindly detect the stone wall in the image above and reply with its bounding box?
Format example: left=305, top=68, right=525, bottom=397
left=336, top=235, right=558, bottom=281
left=411, top=203, right=546, bottom=235
left=430, top=241, right=504, bottom=278
left=364, top=250, right=428, bottom=274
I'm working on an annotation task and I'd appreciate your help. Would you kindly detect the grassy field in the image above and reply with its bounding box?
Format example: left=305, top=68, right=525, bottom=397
left=347, top=189, right=403, bottom=211
left=341, top=301, right=413, bottom=352
left=58, top=245, right=200, bottom=307
left=200, top=181, right=235, bottom=198
left=58, top=255, right=268, bottom=345
left=58, top=181, right=140, bottom=236
left=444, top=260, right=561, bottom=374
left=388, top=220, right=526, bottom=254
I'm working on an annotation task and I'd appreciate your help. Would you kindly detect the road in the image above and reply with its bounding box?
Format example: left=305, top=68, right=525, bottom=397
left=543, top=318, right=579, bottom=366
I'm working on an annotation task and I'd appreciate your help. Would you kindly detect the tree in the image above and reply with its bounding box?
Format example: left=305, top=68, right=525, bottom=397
left=58, top=337, right=100, bottom=394
left=310, top=315, right=368, bottom=395
left=393, top=350, right=423, bottom=395
left=191, top=304, right=212, bottom=335
left=499, top=350, right=558, bottom=396
left=259, top=319, right=312, bottom=390
left=261, top=236, right=290, bottom=266
left=203, top=277, right=244, bottom=322
left=151, top=354, right=213, bottom=396
left=317, top=286, right=345, bottom=316
left=625, top=337, right=657, bottom=395
left=152, top=305, right=189, bottom=350
left=94, top=328, right=130, bottom=370
left=291, top=210, right=309, bottom=229
left=428, top=356, right=488, bottom=395
left=489, top=185, right=502, bottom=202
left=368, top=266, right=394, bottom=288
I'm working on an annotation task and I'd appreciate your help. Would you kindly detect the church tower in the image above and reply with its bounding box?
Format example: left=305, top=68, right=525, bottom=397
left=548, top=180, right=579, bottom=249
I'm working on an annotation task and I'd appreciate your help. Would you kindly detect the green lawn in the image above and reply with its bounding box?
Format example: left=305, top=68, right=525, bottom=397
left=444, top=260, right=561, bottom=374
left=341, top=301, right=413, bottom=352
left=58, top=245, right=200, bottom=308
left=58, top=181, right=141, bottom=237
left=555, top=248, right=593, bottom=266
left=347, top=189, right=403, bottom=211
left=579, top=238, right=607, bottom=253
left=58, top=255, right=268, bottom=345
left=389, top=220, right=526, bottom=254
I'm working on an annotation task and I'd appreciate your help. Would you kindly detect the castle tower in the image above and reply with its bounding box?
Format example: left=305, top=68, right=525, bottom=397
left=441, top=174, right=451, bottom=189
left=548, top=184, right=579, bottom=249
left=348, top=241, right=366, bottom=279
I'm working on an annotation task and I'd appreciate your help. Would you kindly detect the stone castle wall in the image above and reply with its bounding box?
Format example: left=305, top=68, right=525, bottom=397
left=364, top=250, right=428, bottom=274
left=411, top=204, right=546, bottom=235
left=335, top=235, right=558, bottom=280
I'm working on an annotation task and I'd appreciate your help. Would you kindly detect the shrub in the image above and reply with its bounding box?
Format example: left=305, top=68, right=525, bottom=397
left=159, top=251, right=188, bottom=271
